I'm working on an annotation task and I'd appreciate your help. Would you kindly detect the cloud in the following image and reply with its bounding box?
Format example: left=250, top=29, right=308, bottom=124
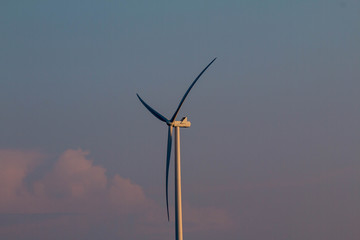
left=38, top=149, right=108, bottom=199
left=0, top=149, right=231, bottom=239
left=0, top=150, right=43, bottom=213
left=0, top=149, right=151, bottom=239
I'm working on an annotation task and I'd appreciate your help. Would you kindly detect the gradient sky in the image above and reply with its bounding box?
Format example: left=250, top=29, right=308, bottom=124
left=1, top=1, right=360, bottom=239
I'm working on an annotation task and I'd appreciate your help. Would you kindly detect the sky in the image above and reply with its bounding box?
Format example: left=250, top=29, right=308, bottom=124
left=0, top=0, right=360, bottom=239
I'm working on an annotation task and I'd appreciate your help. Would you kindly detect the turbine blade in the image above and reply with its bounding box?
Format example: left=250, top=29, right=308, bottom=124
left=165, top=125, right=173, bottom=221
left=137, top=94, right=169, bottom=123
left=170, top=58, right=217, bottom=122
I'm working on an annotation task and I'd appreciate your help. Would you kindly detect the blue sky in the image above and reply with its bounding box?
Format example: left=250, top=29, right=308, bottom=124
left=1, top=1, right=360, bottom=239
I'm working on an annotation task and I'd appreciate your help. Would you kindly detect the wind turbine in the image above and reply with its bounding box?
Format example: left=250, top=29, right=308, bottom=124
left=136, top=58, right=216, bottom=240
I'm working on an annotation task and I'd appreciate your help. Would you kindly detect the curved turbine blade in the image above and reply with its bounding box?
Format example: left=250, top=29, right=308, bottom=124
left=137, top=94, right=169, bottom=123
left=170, top=57, right=217, bottom=122
left=165, top=125, right=173, bottom=221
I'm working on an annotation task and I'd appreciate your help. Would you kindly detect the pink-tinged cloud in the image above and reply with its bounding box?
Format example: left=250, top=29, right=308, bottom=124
left=109, top=174, right=147, bottom=212
left=31, top=149, right=147, bottom=214
left=0, top=149, right=231, bottom=239
left=0, top=149, right=147, bottom=223
left=38, top=149, right=108, bottom=199
left=0, top=150, right=44, bottom=213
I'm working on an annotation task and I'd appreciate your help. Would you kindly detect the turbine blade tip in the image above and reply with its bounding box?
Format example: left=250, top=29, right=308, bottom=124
left=136, top=93, right=143, bottom=101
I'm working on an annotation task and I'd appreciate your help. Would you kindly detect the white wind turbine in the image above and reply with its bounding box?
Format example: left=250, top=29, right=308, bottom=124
left=137, top=58, right=216, bottom=240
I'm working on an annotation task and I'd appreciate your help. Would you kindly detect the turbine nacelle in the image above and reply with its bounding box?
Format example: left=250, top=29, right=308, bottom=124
left=173, top=117, right=191, bottom=128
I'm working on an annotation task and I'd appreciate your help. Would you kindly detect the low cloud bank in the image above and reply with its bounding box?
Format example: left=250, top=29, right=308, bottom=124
left=0, top=149, right=146, bottom=215
left=0, top=149, right=231, bottom=239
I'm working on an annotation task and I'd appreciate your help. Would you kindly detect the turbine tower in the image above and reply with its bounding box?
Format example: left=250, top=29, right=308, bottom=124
left=137, top=58, right=216, bottom=240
